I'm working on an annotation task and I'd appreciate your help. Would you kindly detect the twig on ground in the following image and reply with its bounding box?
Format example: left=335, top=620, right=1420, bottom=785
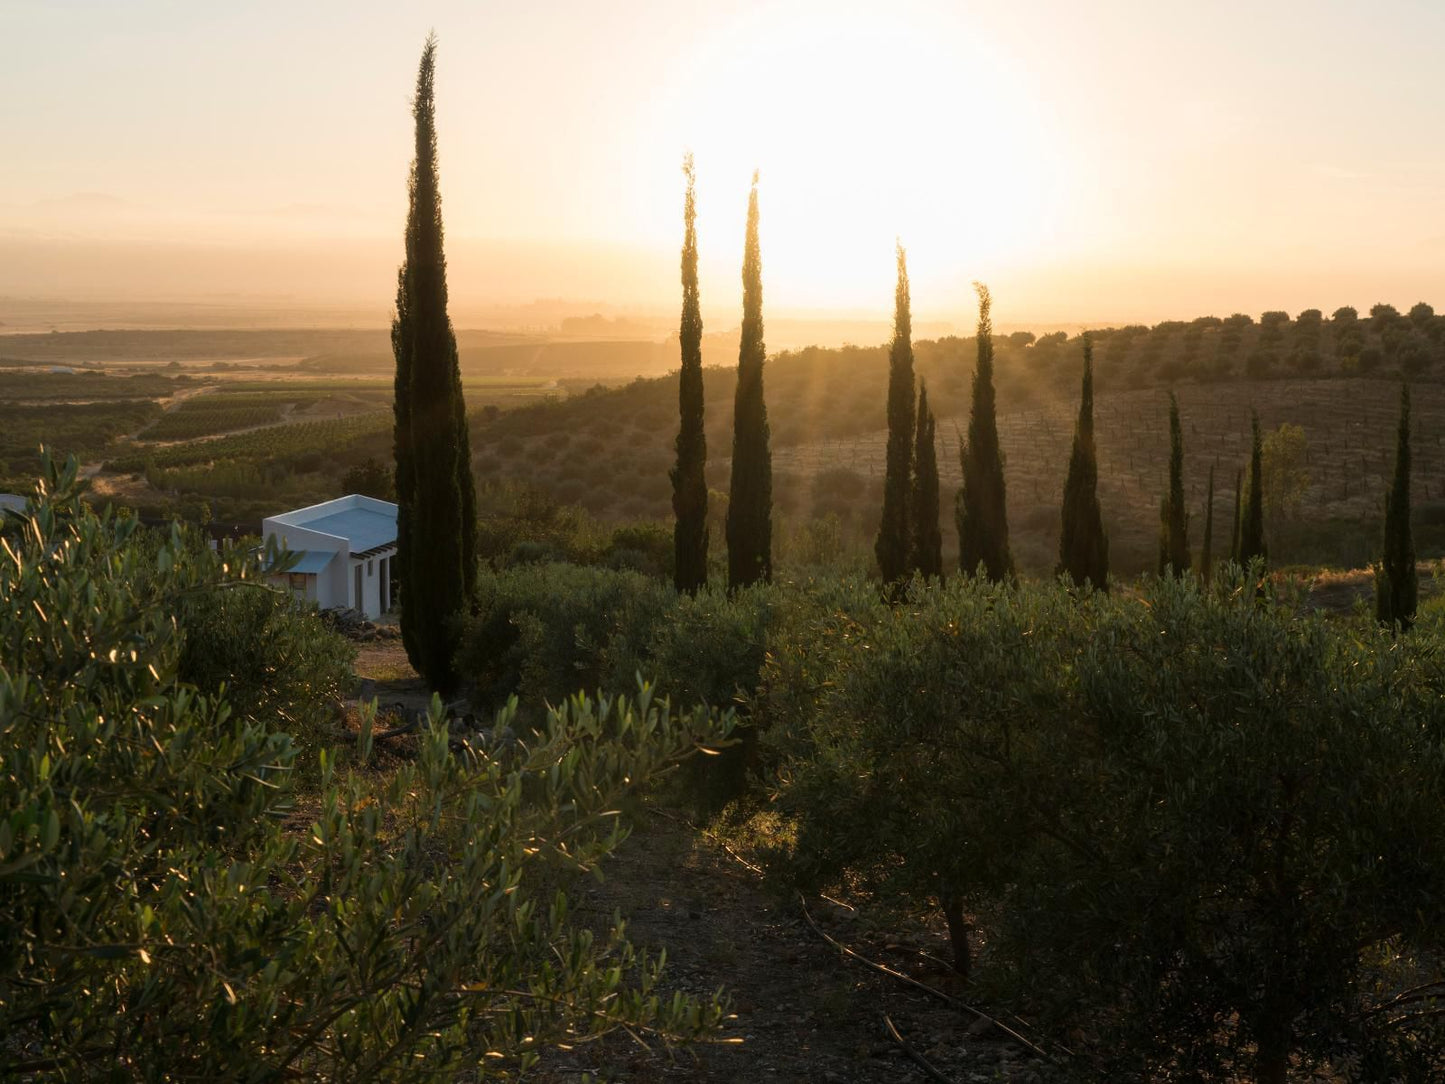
left=373, top=716, right=421, bottom=741
left=883, top=1013, right=959, bottom=1084
left=645, top=804, right=1066, bottom=1067
left=797, top=894, right=1058, bottom=1065
left=645, top=806, right=767, bottom=877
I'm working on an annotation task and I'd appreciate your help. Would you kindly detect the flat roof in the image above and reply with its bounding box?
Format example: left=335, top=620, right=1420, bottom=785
left=297, top=506, right=396, bottom=555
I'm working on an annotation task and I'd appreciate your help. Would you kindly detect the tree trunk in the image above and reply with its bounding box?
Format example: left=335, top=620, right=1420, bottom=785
left=940, top=895, right=971, bottom=980
left=1252, top=1006, right=1291, bottom=1084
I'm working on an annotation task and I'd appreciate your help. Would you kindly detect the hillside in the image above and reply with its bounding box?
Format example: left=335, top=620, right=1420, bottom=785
left=473, top=308, right=1445, bottom=573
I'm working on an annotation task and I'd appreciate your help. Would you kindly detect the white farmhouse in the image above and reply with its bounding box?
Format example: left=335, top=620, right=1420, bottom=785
left=263, top=495, right=398, bottom=619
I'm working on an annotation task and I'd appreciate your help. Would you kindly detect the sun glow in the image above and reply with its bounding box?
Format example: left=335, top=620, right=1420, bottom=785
left=644, top=5, right=1071, bottom=313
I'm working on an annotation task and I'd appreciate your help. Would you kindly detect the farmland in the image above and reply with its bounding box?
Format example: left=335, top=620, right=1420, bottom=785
left=6, top=308, right=1445, bottom=573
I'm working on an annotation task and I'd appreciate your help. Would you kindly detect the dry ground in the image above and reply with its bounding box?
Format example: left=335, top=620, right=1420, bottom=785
left=350, top=641, right=1055, bottom=1083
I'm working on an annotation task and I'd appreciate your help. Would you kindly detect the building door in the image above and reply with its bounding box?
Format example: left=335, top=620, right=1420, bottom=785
left=354, top=563, right=363, bottom=613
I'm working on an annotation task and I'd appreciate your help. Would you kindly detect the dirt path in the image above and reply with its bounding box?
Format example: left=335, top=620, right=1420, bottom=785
left=527, top=815, right=1058, bottom=1084
left=349, top=642, right=1056, bottom=1083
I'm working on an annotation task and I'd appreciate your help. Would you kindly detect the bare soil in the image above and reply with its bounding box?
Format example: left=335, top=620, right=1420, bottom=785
left=528, top=814, right=1055, bottom=1084
left=349, top=643, right=1053, bottom=1083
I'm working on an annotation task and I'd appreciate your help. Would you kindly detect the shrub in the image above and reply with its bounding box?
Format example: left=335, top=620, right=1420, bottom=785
left=775, top=571, right=1445, bottom=1079
left=1, top=457, right=729, bottom=1078
left=456, top=563, right=674, bottom=710
left=176, top=569, right=355, bottom=758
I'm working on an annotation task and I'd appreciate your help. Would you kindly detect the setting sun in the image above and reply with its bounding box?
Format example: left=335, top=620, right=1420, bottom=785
left=640, top=4, right=1070, bottom=309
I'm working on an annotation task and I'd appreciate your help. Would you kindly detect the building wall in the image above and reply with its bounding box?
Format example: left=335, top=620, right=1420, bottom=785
left=349, top=548, right=397, bottom=619
left=261, top=520, right=347, bottom=608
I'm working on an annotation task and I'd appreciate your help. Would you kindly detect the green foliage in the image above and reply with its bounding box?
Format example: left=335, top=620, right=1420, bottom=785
left=3, top=400, right=162, bottom=473
left=140, top=394, right=318, bottom=441
left=1261, top=422, right=1310, bottom=521
left=726, top=171, right=773, bottom=591
left=457, top=563, right=675, bottom=710
left=1057, top=336, right=1108, bottom=590
left=107, top=413, right=393, bottom=473
left=1377, top=383, right=1417, bottom=628
left=875, top=244, right=915, bottom=587
left=1240, top=411, right=1268, bottom=567
left=774, top=571, right=1445, bottom=1079
left=392, top=36, right=479, bottom=692
left=671, top=153, right=709, bottom=594
left=1199, top=463, right=1215, bottom=580
left=341, top=455, right=395, bottom=500
left=1230, top=465, right=1244, bottom=563
left=175, top=574, right=355, bottom=759
left=0, top=457, right=729, bottom=1078
left=956, top=283, right=1013, bottom=581
left=1157, top=392, right=1190, bottom=577
left=909, top=380, right=943, bottom=580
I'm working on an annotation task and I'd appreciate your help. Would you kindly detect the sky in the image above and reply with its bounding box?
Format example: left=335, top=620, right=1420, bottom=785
left=3, top=0, right=1445, bottom=328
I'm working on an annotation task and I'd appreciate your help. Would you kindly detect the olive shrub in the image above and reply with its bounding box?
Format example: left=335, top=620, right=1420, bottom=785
left=775, top=570, right=1445, bottom=1081
left=0, top=458, right=731, bottom=1080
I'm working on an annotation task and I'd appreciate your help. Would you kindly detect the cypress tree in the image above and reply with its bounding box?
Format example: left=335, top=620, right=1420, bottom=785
left=956, top=283, right=1013, bottom=581
left=910, top=380, right=943, bottom=580
left=1157, top=392, right=1190, bottom=578
left=1200, top=463, right=1216, bottom=582
left=875, top=243, right=915, bottom=586
left=726, top=171, right=772, bottom=590
left=1377, top=383, right=1417, bottom=628
left=670, top=153, right=708, bottom=594
left=392, top=36, right=477, bottom=692
left=1229, top=466, right=1244, bottom=564
left=1238, top=411, right=1267, bottom=567
left=1056, top=335, right=1108, bottom=590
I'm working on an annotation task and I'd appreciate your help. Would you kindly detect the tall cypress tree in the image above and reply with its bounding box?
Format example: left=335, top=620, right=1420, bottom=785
left=1200, top=463, right=1216, bottom=582
left=875, top=243, right=915, bottom=586
left=1158, top=392, right=1190, bottom=578
left=1230, top=466, right=1244, bottom=564
left=392, top=35, right=476, bottom=692
left=670, top=153, right=708, bottom=594
left=956, top=283, right=1013, bottom=581
left=726, top=171, right=772, bottom=590
left=1238, top=411, right=1267, bottom=567
left=1377, top=383, right=1417, bottom=628
left=1057, top=335, right=1108, bottom=590
left=910, top=380, right=943, bottom=580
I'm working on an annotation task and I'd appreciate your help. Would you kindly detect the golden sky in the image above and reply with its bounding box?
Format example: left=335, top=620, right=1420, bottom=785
left=3, top=0, right=1444, bottom=327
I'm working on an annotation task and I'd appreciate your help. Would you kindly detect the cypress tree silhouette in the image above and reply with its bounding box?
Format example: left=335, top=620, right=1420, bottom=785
left=1200, top=463, right=1216, bottom=582
left=1056, top=335, right=1108, bottom=590
left=1377, top=383, right=1417, bottom=629
left=1238, top=411, right=1267, bottom=568
left=670, top=153, right=708, bottom=594
left=956, top=283, right=1012, bottom=581
left=726, top=171, right=772, bottom=590
left=875, top=243, right=915, bottom=586
left=391, top=35, right=477, bottom=692
left=1157, top=392, right=1190, bottom=578
left=910, top=380, right=943, bottom=580
left=1230, top=466, right=1244, bottom=564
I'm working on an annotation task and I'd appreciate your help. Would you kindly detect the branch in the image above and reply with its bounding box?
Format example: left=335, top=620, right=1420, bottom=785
left=796, top=894, right=1058, bottom=1064
left=882, top=1013, right=958, bottom=1084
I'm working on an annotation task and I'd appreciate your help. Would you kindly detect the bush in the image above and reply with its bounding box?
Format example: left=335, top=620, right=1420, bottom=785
left=176, top=571, right=355, bottom=758
left=775, top=571, right=1445, bottom=1079
left=1, top=457, right=730, bottom=1078
left=457, top=563, right=674, bottom=709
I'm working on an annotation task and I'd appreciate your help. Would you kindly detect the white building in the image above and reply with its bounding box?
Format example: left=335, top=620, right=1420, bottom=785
left=263, top=495, right=398, bottom=619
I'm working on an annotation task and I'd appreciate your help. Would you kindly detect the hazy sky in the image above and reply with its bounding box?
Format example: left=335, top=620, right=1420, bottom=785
left=3, top=0, right=1444, bottom=326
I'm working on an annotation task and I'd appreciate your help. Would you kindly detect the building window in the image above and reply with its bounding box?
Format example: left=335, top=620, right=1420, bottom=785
left=367, top=559, right=373, bottom=577
left=288, top=573, right=307, bottom=590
